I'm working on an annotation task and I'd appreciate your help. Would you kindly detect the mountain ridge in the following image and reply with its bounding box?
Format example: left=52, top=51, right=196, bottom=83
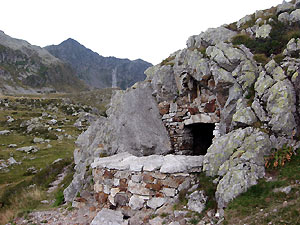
left=0, top=31, right=88, bottom=94
left=45, top=38, right=152, bottom=89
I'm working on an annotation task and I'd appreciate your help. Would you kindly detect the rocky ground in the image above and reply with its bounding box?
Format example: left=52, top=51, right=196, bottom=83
left=0, top=95, right=99, bottom=224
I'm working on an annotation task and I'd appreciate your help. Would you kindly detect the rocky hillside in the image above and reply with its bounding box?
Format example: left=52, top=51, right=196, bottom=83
left=59, top=1, right=300, bottom=224
left=45, top=39, right=152, bottom=90
left=0, top=31, right=88, bottom=95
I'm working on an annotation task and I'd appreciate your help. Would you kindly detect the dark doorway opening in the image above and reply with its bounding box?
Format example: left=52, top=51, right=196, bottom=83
left=189, top=123, right=215, bottom=155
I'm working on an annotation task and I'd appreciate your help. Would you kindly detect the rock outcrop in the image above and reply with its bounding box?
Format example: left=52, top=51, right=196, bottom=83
left=66, top=0, right=300, bottom=212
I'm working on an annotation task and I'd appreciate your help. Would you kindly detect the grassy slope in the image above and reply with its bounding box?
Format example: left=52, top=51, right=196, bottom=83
left=0, top=96, right=88, bottom=223
left=224, top=152, right=300, bottom=225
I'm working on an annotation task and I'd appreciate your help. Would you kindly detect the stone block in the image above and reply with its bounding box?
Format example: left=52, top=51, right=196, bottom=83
left=162, top=187, right=176, bottom=197
left=204, top=99, right=216, bottom=113
left=128, top=180, right=152, bottom=195
left=131, top=174, right=142, bottom=183
left=143, top=174, right=155, bottom=183
left=114, top=171, right=131, bottom=179
left=129, top=195, right=145, bottom=210
left=150, top=172, right=167, bottom=180
left=103, top=185, right=111, bottom=194
left=94, top=181, right=103, bottom=192
left=110, top=188, right=120, bottom=197
left=119, top=178, right=128, bottom=192
left=115, top=193, right=128, bottom=206
left=161, top=176, right=185, bottom=188
left=95, top=192, right=108, bottom=204
left=145, top=182, right=163, bottom=192
left=103, top=170, right=114, bottom=179
left=146, top=197, right=166, bottom=209
left=113, top=178, right=120, bottom=186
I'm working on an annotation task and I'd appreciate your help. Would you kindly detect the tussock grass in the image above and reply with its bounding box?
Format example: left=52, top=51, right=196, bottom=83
left=0, top=159, right=74, bottom=224
left=0, top=187, right=45, bottom=224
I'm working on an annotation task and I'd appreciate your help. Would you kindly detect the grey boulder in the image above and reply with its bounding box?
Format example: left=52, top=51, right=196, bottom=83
left=90, top=209, right=127, bottom=225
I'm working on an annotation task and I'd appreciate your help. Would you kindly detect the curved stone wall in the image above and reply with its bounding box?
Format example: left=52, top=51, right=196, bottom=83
left=91, top=153, right=203, bottom=210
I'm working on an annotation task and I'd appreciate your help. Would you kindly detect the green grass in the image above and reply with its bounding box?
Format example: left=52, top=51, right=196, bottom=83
left=273, top=54, right=285, bottom=64
left=224, top=151, right=300, bottom=224
left=0, top=96, right=90, bottom=224
left=189, top=217, right=200, bottom=224
left=0, top=98, right=81, bottom=186
left=253, top=54, right=269, bottom=65
left=231, top=18, right=300, bottom=57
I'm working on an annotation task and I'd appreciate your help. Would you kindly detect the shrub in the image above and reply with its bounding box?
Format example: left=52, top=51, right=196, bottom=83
left=225, top=22, right=238, bottom=31
left=53, top=190, right=64, bottom=207
left=265, top=144, right=294, bottom=168
left=231, top=19, right=300, bottom=57
left=253, top=54, right=269, bottom=65
left=160, top=55, right=175, bottom=67
left=197, top=47, right=207, bottom=57
left=284, top=30, right=300, bottom=41
left=232, top=34, right=252, bottom=46
left=273, top=54, right=285, bottom=64
left=189, top=218, right=200, bottom=225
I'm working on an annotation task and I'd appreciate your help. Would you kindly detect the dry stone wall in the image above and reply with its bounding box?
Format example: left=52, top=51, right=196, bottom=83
left=91, top=153, right=203, bottom=210
left=157, top=80, right=221, bottom=155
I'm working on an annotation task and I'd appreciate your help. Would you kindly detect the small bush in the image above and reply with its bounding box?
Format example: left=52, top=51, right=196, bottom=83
left=197, top=47, right=207, bottom=57
left=265, top=144, right=294, bottom=168
left=189, top=218, right=200, bottom=225
left=232, top=34, right=252, bottom=46
left=160, top=213, right=169, bottom=218
left=283, top=29, right=300, bottom=41
left=273, top=54, right=285, bottom=64
left=253, top=54, right=269, bottom=65
left=53, top=190, right=64, bottom=207
left=196, top=173, right=217, bottom=210
left=160, top=55, right=175, bottom=67
left=225, top=22, right=238, bottom=31
left=231, top=19, right=300, bottom=57
left=245, top=84, right=255, bottom=106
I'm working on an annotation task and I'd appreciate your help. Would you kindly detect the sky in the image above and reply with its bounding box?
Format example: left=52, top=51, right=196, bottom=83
left=0, top=0, right=283, bottom=65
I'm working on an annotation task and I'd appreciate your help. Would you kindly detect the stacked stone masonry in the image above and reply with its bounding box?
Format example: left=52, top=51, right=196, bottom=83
left=158, top=82, right=220, bottom=155
left=91, top=153, right=203, bottom=210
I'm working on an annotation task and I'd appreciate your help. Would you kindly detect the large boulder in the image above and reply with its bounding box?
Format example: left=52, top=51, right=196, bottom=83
left=290, top=9, right=300, bottom=22
left=204, top=128, right=271, bottom=208
left=256, top=24, right=272, bottom=39
left=187, top=27, right=237, bottom=49
left=64, top=82, right=172, bottom=201
left=90, top=209, right=126, bottom=225
left=267, top=79, right=296, bottom=135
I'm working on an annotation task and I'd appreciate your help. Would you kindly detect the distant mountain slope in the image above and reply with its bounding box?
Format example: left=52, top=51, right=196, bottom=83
left=0, top=31, right=88, bottom=94
left=45, top=39, right=152, bottom=89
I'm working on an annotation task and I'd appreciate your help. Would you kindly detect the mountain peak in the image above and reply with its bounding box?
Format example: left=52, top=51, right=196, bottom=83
left=45, top=38, right=152, bottom=89
left=62, top=38, right=81, bottom=45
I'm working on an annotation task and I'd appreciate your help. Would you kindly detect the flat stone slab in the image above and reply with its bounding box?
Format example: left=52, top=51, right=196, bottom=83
left=0, top=130, right=10, bottom=135
left=90, top=208, right=125, bottom=225
left=91, top=152, right=203, bottom=173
